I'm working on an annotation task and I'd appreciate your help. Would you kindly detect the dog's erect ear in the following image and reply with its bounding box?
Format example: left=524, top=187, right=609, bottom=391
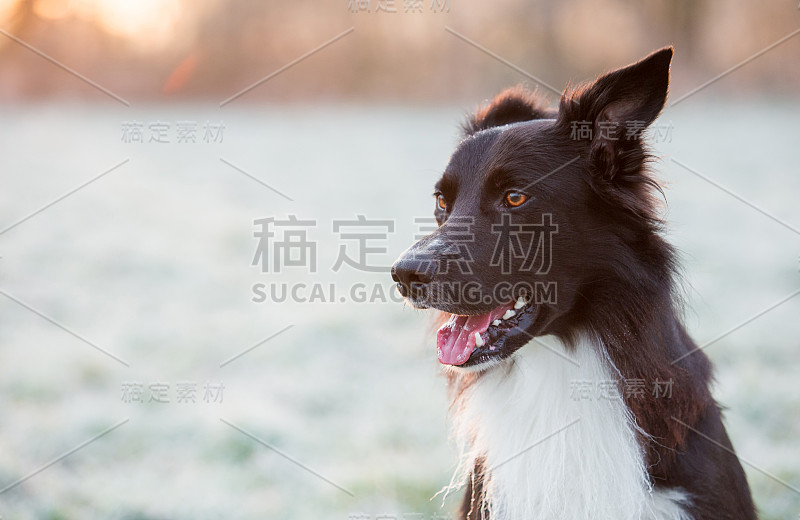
left=558, top=47, right=672, bottom=180
left=463, top=86, right=556, bottom=136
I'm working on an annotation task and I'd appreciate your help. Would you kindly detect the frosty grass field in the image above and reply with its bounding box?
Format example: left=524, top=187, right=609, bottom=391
left=0, top=101, right=798, bottom=519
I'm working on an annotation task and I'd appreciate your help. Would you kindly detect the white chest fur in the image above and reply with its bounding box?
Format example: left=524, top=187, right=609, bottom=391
left=447, top=335, right=692, bottom=520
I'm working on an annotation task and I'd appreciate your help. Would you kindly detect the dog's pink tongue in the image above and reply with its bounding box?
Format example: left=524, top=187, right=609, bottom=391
left=437, top=304, right=515, bottom=365
left=437, top=314, right=490, bottom=365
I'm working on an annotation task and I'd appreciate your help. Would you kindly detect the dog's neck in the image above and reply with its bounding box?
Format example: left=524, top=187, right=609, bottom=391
left=447, top=335, right=692, bottom=520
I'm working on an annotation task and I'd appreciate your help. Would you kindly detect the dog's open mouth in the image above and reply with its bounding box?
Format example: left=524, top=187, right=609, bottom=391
left=436, top=296, right=536, bottom=367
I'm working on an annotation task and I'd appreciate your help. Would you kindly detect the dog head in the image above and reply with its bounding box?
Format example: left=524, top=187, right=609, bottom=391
left=391, top=47, right=674, bottom=369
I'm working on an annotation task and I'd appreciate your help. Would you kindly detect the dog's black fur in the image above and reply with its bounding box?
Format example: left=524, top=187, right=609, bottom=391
left=391, top=48, right=757, bottom=519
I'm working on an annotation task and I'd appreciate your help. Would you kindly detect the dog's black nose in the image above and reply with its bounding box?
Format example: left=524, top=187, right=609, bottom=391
left=391, top=257, right=434, bottom=297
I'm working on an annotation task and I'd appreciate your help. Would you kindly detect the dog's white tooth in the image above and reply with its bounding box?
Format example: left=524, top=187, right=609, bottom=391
left=502, top=309, right=515, bottom=320
left=492, top=319, right=501, bottom=326
left=514, top=297, right=525, bottom=309
left=474, top=332, right=484, bottom=347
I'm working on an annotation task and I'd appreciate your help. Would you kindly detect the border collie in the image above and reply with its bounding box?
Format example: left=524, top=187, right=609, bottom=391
left=390, top=47, right=757, bottom=520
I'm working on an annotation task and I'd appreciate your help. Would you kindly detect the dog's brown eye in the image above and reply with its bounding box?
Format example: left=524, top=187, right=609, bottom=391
left=436, top=194, right=447, bottom=211
left=505, top=191, right=528, bottom=207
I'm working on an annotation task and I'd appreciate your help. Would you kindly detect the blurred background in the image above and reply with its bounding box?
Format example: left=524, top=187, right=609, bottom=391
left=0, top=0, right=798, bottom=519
